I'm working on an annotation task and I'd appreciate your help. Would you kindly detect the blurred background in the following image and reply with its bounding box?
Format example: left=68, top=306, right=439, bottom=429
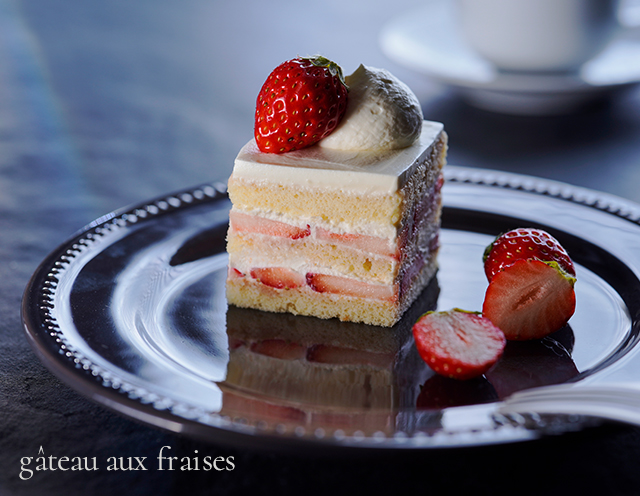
left=3, top=0, right=640, bottom=217
left=3, top=0, right=640, bottom=494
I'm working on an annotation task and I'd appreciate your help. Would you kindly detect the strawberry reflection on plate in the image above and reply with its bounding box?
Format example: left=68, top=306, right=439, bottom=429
left=415, top=325, right=578, bottom=409
left=485, top=325, right=579, bottom=400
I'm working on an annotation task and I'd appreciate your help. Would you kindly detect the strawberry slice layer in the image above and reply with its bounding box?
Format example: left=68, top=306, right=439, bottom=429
left=315, top=227, right=398, bottom=259
left=250, top=267, right=305, bottom=289
left=306, top=273, right=396, bottom=302
left=412, top=309, right=506, bottom=380
left=231, top=210, right=398, bottom=259
left=482, top=259, right=576, bottom=341
left=230, top=211, right=310, bottom=240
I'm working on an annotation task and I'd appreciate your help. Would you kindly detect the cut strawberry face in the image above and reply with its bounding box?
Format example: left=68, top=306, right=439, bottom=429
left=412, top=309, right=506, bottom=380
left=482, top=259, right=576, bottom=341
left=250, top=267, right=305, bottom=289
left=306, top=272, right=397, bottom=301
left=483, top=228, right=575, bottom=282
left=230, top=211, right=310, bottom=240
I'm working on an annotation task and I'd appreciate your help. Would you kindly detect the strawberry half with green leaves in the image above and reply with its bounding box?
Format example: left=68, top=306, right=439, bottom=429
left=412, top=309, right=506, bottom=380
left=255, top=56, right=348, bottom=153
left=483, top=228, right=575, bottom=282
left=482, top=259, right=576, bottom=341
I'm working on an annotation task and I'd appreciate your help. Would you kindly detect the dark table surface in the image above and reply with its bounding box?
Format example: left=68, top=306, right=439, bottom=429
left=4, top=0, right=640, bottom=494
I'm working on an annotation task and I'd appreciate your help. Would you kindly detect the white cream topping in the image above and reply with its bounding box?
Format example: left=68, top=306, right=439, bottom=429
left=319, top=65, right=424, bottom=152
left=232, top=120, right=443, bottom=196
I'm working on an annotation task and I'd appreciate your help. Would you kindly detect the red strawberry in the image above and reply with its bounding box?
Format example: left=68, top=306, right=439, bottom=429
left=412, top=309, right=506, bottom=380
left=305, top=272, right=396, bottom=301
left=483, top=228, right=575, bottom=282
left=482, top=259, right=576, bottom=341
left=254, top=56, right=348, bottom=153
left=250, top=267, right=305, bottom=289
left=315, top=227, right=398, bottom=258
left=229, top=211, right=311, bottom=239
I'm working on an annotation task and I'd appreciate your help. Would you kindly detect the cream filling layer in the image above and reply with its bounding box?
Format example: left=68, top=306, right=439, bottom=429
left=228, top=254, right=371, bottom=282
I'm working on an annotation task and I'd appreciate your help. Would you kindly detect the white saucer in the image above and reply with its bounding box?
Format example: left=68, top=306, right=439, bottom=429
left=380, top=0, right=640, bottom=114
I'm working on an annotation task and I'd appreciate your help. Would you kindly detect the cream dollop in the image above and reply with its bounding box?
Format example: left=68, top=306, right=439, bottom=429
left=318, top=64, right=423, bottom=151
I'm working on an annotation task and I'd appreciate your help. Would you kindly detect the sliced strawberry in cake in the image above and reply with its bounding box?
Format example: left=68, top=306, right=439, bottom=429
left=315, top=227, right=399, bottom=259
left=306, top=273, right=397, bottom=302
left=230, top=211, right=310, bottom=240
left=250, top=267, right=305, bottom=289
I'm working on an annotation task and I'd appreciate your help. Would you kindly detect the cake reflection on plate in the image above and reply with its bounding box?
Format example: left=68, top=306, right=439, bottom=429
left=217, top=277, right=440, bottom=434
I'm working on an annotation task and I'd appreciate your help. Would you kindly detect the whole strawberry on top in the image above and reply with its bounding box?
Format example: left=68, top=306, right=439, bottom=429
left=254, top=56, right=348, bottom=154
left=483, top=227, right=575, bottom=282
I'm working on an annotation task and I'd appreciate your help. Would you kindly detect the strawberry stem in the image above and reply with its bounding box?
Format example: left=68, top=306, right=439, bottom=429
left=304, top=55, right=348, bottom=89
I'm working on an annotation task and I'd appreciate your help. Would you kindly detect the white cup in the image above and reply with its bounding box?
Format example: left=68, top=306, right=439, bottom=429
left=458, top=0, right=620, bottom=73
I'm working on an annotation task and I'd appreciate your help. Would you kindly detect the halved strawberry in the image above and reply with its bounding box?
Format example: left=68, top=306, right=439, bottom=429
left=229, top=211, right=310, bottom=240
left=483, top=228, right=575, bottom=282
left=250, top=267, right=305, bottom=289
left=482, top=259, right=576, bottom=341
left=412, top=309, right=506, bottom=380
left=306, top=272, right=396, bottom=301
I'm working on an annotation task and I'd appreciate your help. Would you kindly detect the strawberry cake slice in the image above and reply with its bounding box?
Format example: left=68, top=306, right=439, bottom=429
left=226, top=56, right=447, bottom=327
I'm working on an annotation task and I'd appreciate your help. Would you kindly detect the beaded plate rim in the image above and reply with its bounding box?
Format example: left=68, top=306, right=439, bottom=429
left=21, top=166, right=640, bottom=450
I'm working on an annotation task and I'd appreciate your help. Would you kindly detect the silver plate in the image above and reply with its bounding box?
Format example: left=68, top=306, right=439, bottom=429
left=22, top=166, right=640, bottom=450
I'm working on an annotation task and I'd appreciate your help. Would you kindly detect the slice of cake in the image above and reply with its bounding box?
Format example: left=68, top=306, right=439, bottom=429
left=226, top=57, right=447, bottom=327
